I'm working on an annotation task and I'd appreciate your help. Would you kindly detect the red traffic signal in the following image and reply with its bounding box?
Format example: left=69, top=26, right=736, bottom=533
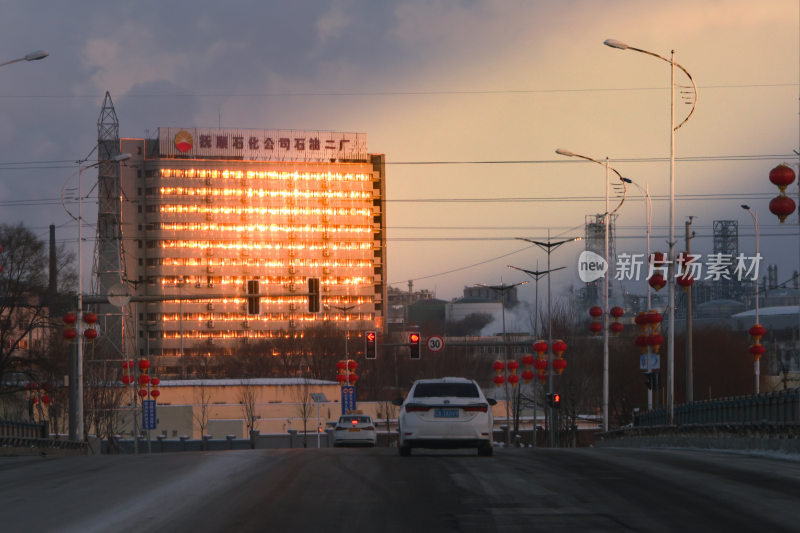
left=365, top=330, right=377, bottom=359
left=409, top=332, right=421, bottom=359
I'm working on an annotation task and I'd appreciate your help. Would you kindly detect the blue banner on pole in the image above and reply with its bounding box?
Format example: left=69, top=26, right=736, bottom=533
left=341, top=385, right=356, bottom=415
left=142, top=399, right=157, bottom=430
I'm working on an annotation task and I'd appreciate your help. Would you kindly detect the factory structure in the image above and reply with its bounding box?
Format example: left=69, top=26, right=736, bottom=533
left=93, top=94, right=387, bottom=375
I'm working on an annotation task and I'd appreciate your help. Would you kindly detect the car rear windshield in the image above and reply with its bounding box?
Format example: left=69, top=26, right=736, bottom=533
left=412, top=382, right=480, bottom=398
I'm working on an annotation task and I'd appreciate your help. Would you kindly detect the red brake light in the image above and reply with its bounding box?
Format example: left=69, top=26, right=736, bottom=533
left=463, top=405, right=488, bottom=413
left=351, top=419, right=358, bottom=425
left=405, top=404, right=430, bottom=412
left=364, top=426, right=374, bottom=431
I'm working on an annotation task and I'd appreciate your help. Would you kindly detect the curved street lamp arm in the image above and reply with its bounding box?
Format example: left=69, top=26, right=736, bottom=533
left=614, top=44, right=698, bottom=132
left=555, top=150, right=628, bottom=215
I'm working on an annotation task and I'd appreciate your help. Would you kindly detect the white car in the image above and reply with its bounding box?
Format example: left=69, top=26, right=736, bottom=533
left=393, top=377, right=496, bottom=456
left=332, top=414, right=377, bottom=447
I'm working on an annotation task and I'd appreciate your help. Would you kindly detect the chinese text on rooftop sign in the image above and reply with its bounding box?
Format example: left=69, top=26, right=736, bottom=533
left=160, top=127, right=368, bottom=161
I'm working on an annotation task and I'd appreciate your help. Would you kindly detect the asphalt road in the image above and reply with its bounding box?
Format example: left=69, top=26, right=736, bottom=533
left=2, top=446, right=799, bottom=532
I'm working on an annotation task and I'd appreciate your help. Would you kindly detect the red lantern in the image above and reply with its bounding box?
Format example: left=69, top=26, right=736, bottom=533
left=648, top=333, right=664, bottom=353
left=31, top=396, right=38, bottom=405
left=646, top=311, right=663, bottom=327
left=677, top=273, right=694, bottom=290
left=533, top=340, right=548, bottom=354
left=609, top=322, right=624, bottom=335
left=552, top=357, right=567, bottom=374
left=150, top=389, right=160, bottom=399
left=650, top=252, right=666, bottom=266
left=537, top=373, right=547, bottom=383
left=121, top=375, right=134, bottom=385
left=749, top=324, right=766, bottom=343
left=507, top=360, right=519, bottom=373
left=521, top=369, right=534, bottom=383
left=749, top=343, right=766, bottom=360
left=83, top=312, right=98, bottom=325
left=138, top=375, right=150, bottom=386
left=493, top=375, right=505, bottom=387
left=769, top=164, right=796, bottom=192
left=335, top=360, right=347, bottom=371
left=589, top=321, right=603, bottom=336
left=635, top=335, right=649, bottom=354
left=63, top=312, right=77, bottom=324
left=83, top=328, right=98, bottom=340
left=589, top=306, right=603, bottom=318
left=41, top=394, right=51, bottom=405
left=137, top=389, right=148, bottom=398
left=521, top=353, right=534, bottom=367
left=63, top=328, right=77, bottom=340
left=610, top=306, right=624, bottom=320
left=347, top=360, right=358, bottom=372
left=770, top=194, right=796, bottom=223
left=533, top=358, right=548, bottom=371
left=635, top=312, right=648, bottom=331
left=150, top=377, right=160, bottom=387
left=348, top=373, right=359, bottom=384
left=336, top=374, right=347, bottom=383
left=648, top=273, right=666, bottom=291
left=492, top=360, right=505, bottom=374
left=138, top=359, right=151, bottom=371
left=508, top=374, right=520, bottom=387
left=552, top=340, right=567, bottom=357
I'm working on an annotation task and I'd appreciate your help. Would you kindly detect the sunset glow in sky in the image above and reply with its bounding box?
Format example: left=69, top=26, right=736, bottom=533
left=1, top=0, right=799, bottom=303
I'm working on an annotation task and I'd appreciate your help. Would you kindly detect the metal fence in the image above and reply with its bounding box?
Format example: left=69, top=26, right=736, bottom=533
left=635, top=388, right=800, bottom=427
left=0, top=419, right=86, bottom=452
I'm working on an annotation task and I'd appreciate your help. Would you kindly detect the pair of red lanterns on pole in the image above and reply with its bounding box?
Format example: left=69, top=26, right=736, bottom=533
left=26, top=381, right=52, bottom=406
left=634, top=311, right=664, bottom=354
left=62, top=312, right=98, bottom=340
left=768, top=164, right=796, bottom=223
left=748, top=324, right=766, bottom=362
left=492, top=339, right=567, bottom=387
left=121, top=359, right=160, bottom=400
left=335, top=360, right=359, bottom=385
left=588, top=306, right=624, bottom=336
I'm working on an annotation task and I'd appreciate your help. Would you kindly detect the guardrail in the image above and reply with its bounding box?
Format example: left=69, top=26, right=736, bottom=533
left=0, top=419, right=86, bottom=454
left=635, top=388, right=800, bottom=427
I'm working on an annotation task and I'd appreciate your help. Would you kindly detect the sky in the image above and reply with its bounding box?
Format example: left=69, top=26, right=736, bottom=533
left=1, top=0, right=799, bottom=308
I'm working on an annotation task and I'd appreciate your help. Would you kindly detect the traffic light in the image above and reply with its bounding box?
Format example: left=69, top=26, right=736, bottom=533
left=546, top=393, right=561, bottom=409
left=409, top=332, right=421, bottom=359
left=307, top=277, right=320, bottom=313
left=246, top=280, right=260, bottom=315
left=365, top=331, right=377, bottom=359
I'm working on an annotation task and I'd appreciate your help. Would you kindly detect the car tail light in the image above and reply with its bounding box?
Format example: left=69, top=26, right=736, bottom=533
left=335, top=426, right=347, bottom=431
left=364, top=426, right=374, bottom=431
left=351, top=419, right=358, bottom=425
left=462, top=404, right=488, bottom=413
left=405, top=404, right=430, bottom=412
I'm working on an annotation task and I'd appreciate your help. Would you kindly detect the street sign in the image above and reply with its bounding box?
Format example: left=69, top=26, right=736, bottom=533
left=427, top=335, right=444, bottom=353
left=639, top=353, right=661, bottom=371
left=142, top=399, right=157, bottom=430
left=341, top=385, right=357, bottom=415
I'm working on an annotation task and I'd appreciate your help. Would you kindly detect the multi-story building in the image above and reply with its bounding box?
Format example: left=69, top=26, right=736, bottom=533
left=118, top=128, right=386, bottom=373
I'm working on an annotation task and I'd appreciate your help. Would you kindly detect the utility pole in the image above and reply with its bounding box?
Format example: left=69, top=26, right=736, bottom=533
left=685, top=217, right=695, bottom=403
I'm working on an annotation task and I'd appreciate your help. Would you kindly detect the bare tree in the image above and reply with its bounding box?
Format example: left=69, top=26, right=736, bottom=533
left=293, top=373, right=315, bottom=448
left=239, top=379, right=258, bottom=437
left=193, top=381, right=213, bottom=438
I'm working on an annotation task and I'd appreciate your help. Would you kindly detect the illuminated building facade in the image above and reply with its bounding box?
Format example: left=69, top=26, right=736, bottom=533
left=119, top=128, right=386, bottom=371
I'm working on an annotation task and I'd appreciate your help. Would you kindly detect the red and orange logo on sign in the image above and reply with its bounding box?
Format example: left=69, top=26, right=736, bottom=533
left=174, top=130, right=193, bottom=153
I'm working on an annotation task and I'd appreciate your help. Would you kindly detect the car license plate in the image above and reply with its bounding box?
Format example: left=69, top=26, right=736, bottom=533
left=434, top=409, right=459, bottom=418
left=348, top=428, right=360, bottom=432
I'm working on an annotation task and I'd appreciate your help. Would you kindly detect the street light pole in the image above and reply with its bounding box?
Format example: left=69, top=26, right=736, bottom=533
left=478, top=281, right=528, bottom=447
left=68, top=153, right=131, bottom=441
left=605, top=37, right=698, bottom=425
left=742, top=204, right=761, bottom=394
left=555, top=149, right=628, bottom=431
left=516, top=233, right=580, bottom=446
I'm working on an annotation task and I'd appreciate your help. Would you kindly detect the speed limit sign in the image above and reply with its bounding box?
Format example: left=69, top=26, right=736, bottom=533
left=427, top=335, right=445, bottom=353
